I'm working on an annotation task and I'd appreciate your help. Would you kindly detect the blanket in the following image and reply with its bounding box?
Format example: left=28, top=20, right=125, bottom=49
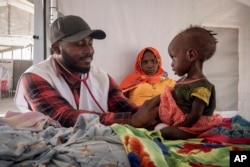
left=0, top=112, right=130, bottom=167
left=111, top=115, right=250, bottom=167
left=1, top=111, right=249, bottom=167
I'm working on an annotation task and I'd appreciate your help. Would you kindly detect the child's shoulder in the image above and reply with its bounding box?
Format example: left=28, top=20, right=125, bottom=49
left=176, top=78, right=215, bottom=89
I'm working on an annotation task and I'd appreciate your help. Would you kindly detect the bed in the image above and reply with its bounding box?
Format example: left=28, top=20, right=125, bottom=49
left=0, top=111, right=250, bottom=167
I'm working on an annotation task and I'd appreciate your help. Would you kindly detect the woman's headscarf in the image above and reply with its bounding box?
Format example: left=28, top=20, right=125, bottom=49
left=120, top=47, right=168, bottom=92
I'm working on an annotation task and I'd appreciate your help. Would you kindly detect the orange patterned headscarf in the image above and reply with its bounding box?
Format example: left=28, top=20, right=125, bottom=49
left=120, top=47, right=168, bottom=92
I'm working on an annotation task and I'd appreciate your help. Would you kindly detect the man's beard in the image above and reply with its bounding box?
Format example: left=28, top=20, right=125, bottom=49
left=61, top=51, right=91, bottom=74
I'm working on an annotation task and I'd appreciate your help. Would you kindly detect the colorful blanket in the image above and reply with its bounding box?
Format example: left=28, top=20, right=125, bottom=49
left=111, top=115, right=250, bottom=167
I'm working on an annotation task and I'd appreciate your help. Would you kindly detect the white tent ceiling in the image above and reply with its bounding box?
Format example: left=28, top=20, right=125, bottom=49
left=0, top=0, right=249, bottom=53
left=0, top=0, right=34, bottom=53
left=237, top=0, right=250, bottom=6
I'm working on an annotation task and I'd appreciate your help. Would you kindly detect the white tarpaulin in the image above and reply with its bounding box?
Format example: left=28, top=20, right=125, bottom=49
left=0, top=0, right=34, bottom=52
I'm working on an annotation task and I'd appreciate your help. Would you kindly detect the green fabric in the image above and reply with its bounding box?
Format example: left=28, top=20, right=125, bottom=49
left=172, top=79, right=216, bottom=115
left=111, top=123, right=169, bottom=167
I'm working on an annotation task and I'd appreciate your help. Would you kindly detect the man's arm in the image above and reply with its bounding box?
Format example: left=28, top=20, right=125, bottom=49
left=19, top=73, right=159, bottom=128
left=101, top=76, right=159, bottom=127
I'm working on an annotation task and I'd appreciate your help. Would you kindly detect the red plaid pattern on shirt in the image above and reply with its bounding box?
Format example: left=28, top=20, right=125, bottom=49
left=19, top=59, right=138, bottom=127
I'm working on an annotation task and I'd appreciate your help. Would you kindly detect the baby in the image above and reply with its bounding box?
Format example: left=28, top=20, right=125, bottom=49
left=156, top=26, right=222, bottom=140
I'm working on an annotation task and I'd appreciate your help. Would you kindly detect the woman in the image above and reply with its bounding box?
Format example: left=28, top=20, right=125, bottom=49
left=120, top=47, right=175, bottom=106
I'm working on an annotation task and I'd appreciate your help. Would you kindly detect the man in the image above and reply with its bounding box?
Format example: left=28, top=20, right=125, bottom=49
left=14, top=15, right=159, bottom=128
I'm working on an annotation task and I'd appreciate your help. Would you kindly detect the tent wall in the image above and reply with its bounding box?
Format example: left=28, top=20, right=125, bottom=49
left=43, top=0, right=250, bottom=120
left=13, top=60, right=32, bottom=91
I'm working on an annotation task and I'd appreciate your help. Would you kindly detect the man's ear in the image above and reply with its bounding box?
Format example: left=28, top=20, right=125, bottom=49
left=186, top=48, right=198, bottom=62
left=51, top=42, right=60, bottom=54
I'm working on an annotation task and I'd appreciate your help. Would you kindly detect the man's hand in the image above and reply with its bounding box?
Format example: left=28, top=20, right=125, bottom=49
left=130, top=95, right=160, bottom=128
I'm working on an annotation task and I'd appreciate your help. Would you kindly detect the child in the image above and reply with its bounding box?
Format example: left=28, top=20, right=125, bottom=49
left=157, top=26, right=222, bottom=140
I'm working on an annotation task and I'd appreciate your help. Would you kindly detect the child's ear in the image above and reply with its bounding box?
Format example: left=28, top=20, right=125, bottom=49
left=186, top=48, right=198, bottom=62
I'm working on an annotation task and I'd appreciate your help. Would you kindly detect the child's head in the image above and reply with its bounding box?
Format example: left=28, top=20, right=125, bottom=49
left=168, top=26, right=217, bottom=76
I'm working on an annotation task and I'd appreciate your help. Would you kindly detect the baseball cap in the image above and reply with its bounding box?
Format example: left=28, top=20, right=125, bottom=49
left=49, top=15, right=106, bottom=44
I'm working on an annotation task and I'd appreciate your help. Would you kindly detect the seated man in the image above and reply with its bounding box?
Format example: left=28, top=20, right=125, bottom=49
left=14, top=15, right=159, bottom=128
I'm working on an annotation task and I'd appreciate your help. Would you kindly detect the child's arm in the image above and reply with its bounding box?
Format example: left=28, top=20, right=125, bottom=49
left=176, top=97, right=206, bottom=127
